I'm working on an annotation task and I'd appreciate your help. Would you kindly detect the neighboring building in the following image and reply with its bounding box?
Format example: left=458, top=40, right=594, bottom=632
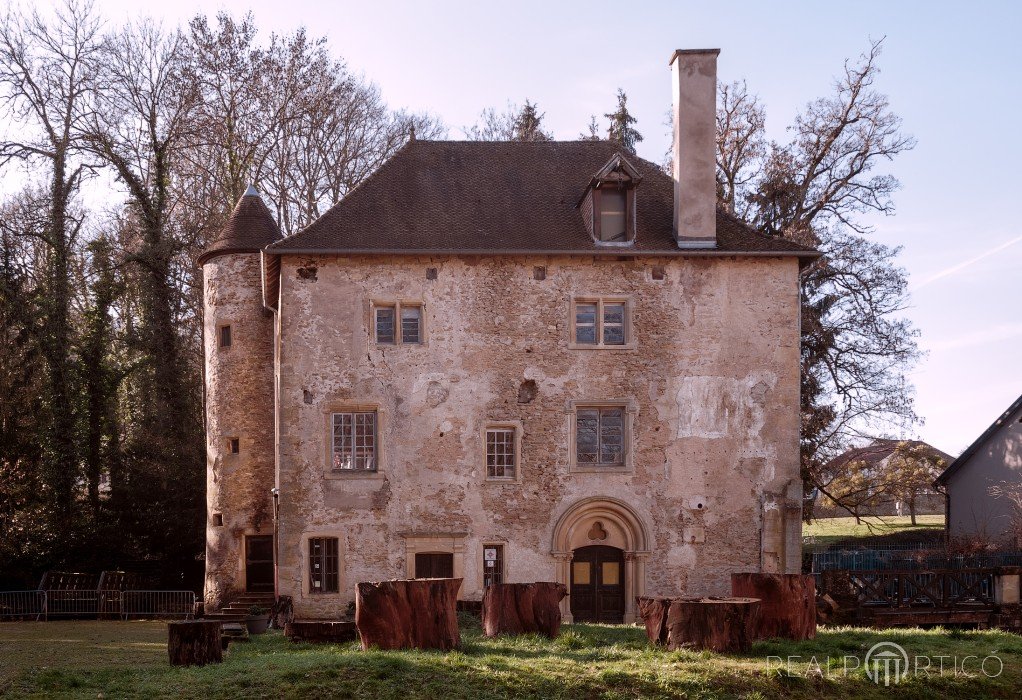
left=935, top=393, right=1022, bottom=546
left=199, top=49, right=818, bottom=623
left=815, top=439, right=951, bottom=518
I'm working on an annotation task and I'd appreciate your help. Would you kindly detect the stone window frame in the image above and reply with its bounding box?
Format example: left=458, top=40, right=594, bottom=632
left=568, top=295, right=637, bottom=350
left=216, top=321, right=235, bottom=350
left=567, top=398, right=638, bottom=474
left=400, top=532, right=467, bottom=591
left=322, top=401, right=387, bottom=480
left=482, top=420, right=524, bottom=483
left=369, top=299, right=427, bottom=347
left=307, top=536, right=340, bottom=594
left=226, top=436, right=240, bottom=455
left=300, top=531, right=346, bottom=598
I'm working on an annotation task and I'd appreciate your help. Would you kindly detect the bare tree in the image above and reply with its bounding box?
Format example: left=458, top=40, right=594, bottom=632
left=714, top=39, right=919, bottom=517
left=715, top=80, right=765, bottom=218
left=0, top=0, right=102, bottom=537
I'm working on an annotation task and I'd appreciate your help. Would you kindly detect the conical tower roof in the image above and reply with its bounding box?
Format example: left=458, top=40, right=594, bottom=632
left=197, top=186, right=282, bottom=265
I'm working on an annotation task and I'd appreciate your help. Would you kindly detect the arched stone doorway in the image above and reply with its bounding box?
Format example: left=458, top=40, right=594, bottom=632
left=551, top=497, right=650, bottom=623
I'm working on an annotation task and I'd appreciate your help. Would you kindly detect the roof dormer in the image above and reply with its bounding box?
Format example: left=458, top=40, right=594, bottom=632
left=578, top=153, right=642, bottom=246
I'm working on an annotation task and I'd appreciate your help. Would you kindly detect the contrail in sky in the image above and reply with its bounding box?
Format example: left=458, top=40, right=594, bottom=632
left=912, top=234, right=1022, bottom=291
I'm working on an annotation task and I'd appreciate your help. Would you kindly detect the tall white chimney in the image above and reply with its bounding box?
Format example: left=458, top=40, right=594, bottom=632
left=670, top=49, right=719, bottom=248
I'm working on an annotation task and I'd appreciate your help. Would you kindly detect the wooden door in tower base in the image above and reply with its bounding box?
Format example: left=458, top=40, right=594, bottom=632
left=245, top=535, right=274, bottom=592
left=570, top=545, right=625, bottom=623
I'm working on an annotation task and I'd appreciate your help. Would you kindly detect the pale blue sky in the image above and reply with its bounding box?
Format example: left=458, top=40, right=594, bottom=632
left=83, top=0, right=1022, bottom=454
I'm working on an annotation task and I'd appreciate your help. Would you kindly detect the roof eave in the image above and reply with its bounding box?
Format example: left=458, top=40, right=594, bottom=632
left=263, top=247, right=823, bottom=259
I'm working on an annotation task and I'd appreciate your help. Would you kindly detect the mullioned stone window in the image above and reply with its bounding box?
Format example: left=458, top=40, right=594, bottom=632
left=569, top=296, right=635, bottom=349
left=567, top=399, right=637, bottom=473
left=373, top=301, right=423, bottom=345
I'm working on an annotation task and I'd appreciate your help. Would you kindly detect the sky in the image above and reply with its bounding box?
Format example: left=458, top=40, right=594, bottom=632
left=58, top=0, right=1022, bottom=455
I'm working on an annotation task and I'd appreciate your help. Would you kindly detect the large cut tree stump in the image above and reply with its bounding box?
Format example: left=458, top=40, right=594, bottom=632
left=355, top=578, right=461, bottom=651
left=481, top=582, right=567, bottom=638
left=637, top=596, right=760, bottom=653
left=168, top=620, right=223, bottom=666
left=731, top=572, right=816, bottom=640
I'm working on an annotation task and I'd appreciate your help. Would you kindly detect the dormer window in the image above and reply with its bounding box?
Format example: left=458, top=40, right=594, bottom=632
left=598, top=188, right=627, bottom=242
left=578, top=154, right=642, bottom=246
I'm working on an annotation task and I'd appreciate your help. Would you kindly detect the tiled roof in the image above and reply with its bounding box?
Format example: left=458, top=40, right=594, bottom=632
left=825, top=439, right=955, bottom=473
left=267, top=140, right=818, bottom=258
left=198, top=187, right=282, bottom=265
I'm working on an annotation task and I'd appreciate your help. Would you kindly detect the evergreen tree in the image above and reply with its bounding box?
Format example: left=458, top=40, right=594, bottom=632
left=605, top=89, right=643, bottom=154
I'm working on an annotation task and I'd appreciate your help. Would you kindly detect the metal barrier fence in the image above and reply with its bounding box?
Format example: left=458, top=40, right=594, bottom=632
left=810, top=549, right=1022, bottom=573
left=121, top=590, right=195, bottom=620
left=45, top=590, right=123, bottom=618
left=0, top=589, right=195, bottom=621
left=0, top=590, right=46, bottom=620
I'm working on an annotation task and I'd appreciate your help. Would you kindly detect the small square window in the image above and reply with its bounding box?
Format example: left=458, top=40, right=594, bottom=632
left=483, top=544, right=504, bottom=587
left=486, top=427, right=516, bottom=479
left=375, top=307, right=396, bottom=344
left=212, top=513, right=224, bottom=527
left=651, top=265, right=666, bottom=281
left=228, top=438, right=240, bottom=454
left=218, top=324, right=232, bottom=348
left=533, top=266, right=546, bottom=281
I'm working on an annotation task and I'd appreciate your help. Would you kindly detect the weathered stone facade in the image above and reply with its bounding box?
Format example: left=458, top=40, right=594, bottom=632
left=202, top=253, right=276, bottom=609
left=265, top=253, right=802, bottom=621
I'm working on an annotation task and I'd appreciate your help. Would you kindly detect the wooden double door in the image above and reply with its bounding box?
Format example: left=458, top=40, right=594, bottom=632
left=570, top=545, right=625, bottom=623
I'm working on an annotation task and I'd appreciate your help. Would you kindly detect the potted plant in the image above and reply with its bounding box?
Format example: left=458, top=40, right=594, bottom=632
left=246, top=605, right=270, bottom=634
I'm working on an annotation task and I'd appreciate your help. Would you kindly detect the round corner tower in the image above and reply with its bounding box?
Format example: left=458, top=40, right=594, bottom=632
left=199, top=186, right=281, bottom=609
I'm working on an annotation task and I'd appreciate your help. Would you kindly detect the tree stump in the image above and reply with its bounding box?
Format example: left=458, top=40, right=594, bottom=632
left=637, top=596, right=760, bottom=653
left=731, top=572, right=816, bottom=640
left=355, top=578, right=461, bottom=651
left=271, top=595, right=294, bottom=629
left=168, top=620, right=223, bottom=666
left=636, top=596, right=672, bottom=646
left=481, top=582, right=567, bottom=638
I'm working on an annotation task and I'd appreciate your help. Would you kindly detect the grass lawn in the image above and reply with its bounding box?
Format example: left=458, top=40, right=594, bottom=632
left=2, top=616, right=1022, bottom=699
left=804, top=514, right=945, bottom=547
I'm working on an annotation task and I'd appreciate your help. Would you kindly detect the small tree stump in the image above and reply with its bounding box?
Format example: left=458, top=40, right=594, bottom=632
left=731, top=572, right=816, bottom=640
left=271, top=595, right=294, bottom=629
left=481, top=582, right=567, bottom=638
left=637, top=596, right=760, bottom=653
left=168, top=620, right=223, bottom=666
left=355, top=578, right=461, bottom=651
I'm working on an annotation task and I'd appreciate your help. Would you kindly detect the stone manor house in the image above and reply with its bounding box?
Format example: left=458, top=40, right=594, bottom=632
left=199, top=49, right=817, bottom=623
